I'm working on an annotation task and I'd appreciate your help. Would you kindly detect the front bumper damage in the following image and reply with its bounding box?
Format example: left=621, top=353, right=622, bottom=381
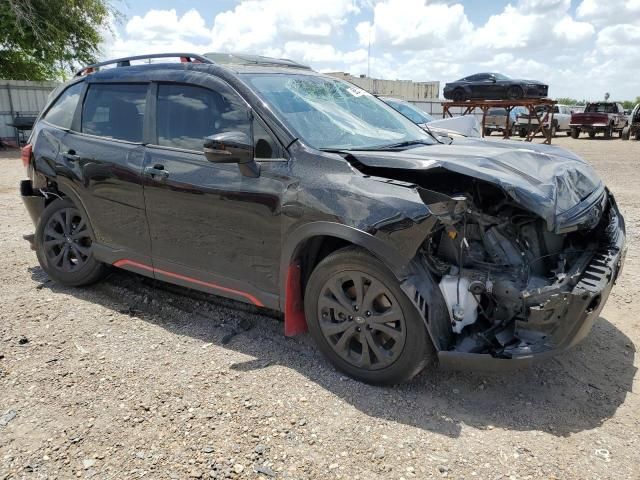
left=437, top=197, right=625, bottom=370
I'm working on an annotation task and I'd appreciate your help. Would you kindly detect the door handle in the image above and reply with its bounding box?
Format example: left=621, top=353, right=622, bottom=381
left=144, top=164, right=169, bottom=179
left=62, top=150, right=80, bottom=162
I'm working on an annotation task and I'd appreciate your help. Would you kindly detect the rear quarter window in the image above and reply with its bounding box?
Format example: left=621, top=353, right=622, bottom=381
left=43, top=82, right=84, bottom=129
left=81, top=84, right=148, bottom=142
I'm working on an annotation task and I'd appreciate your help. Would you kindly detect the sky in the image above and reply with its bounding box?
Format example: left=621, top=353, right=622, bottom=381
left=101, top=0, right=640, bottom=101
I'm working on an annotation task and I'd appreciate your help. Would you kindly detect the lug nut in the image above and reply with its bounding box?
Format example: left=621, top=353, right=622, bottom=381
left=365, top=311, right=371, bottom=316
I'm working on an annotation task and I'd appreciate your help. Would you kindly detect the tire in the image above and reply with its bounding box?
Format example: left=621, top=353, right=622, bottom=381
left=35, top=197, right=106, bottom=287
left=588, top=131, right=596, bottom=138
left=571, top=127, right=580, bottom=139
left=566, top=131, right=572, bottom=136
left=604, top=125, right=613, bottom=139
left=518, top=128, right=527, bottom=138
left=507, top=86, right=524, bottom=100
left=621, top=126, right=630, bottom=140
left=484, top=128, right=492, bottom=137
left=635, top=129, right=640, bottom=141
left=304, top=247, right=434, bottom=385
left=549, top=122, right=557, bottom=138
left=452, top=88, right=466, bottom=102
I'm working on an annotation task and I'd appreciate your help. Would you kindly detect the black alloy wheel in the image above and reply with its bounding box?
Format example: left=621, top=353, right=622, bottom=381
left=43, top=207, right=91, bottom=273
left=316, top=270, right=407, bottom=370
left=304, top=247, right=433, bottom=384
left=35, top=197, right=106, bottom=286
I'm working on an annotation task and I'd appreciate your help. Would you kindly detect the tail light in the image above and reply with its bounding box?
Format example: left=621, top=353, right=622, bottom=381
left=21, top=144, right=32, bottom=168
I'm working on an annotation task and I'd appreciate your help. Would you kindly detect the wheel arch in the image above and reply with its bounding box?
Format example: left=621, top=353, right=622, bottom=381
left=280, top=222, right=412, bottom=336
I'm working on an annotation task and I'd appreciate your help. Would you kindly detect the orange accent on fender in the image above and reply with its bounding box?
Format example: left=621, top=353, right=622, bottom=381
left=21, top=144, right=32, bottom=168
left=113, top=259, right=264, bottom=307
left=284, top=263, right=307, bottom=336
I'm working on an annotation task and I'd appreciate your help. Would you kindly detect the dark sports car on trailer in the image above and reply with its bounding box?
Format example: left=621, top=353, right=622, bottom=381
left=444, top=73, right=548, bottom=101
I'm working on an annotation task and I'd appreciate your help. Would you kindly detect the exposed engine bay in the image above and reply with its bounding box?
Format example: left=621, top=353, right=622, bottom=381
left=417, top=174, right=604, bottom=356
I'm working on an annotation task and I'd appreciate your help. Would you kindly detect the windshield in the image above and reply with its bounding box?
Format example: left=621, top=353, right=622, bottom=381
left=384, top=99, right=434, bottom=124
left=242, top=73, right=433, bottom=150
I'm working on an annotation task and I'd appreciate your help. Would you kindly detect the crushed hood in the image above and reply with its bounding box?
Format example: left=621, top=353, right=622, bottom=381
left=349, top=137, right=604, bottom=232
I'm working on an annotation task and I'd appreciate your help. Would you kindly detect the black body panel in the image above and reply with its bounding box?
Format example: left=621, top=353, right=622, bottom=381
left=20, top=60, right=625, bottom=371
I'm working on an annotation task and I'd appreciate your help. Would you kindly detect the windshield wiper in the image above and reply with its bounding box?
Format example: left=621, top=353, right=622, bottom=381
left=319, top=139, right=432, bottom=153
left=358, top=139, right=432, bottom=151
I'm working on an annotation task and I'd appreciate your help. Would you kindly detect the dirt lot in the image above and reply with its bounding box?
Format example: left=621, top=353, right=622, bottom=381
left=1, top=136, right=639, bottom=480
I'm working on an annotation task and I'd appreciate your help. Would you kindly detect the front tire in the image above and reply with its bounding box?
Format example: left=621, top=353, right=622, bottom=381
left=35, top=197, right=106, bottom=287
left=304, top=247, right=433, bottom=385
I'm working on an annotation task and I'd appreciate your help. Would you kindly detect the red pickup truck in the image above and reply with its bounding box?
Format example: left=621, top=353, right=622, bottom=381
left=570, top=102, right=628, bottom=139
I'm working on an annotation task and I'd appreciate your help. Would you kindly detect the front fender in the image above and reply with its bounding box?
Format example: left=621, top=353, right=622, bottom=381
left=279, top=221, right=413, bottom=307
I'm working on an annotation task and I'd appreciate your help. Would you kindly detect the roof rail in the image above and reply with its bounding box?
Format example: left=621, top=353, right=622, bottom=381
left=203, top=52, right=311, bottom=70
left=75, top=53, right=214, bottom=77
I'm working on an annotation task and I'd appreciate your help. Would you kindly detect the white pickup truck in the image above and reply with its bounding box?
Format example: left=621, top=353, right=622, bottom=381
left=515, top=104, right=573, bottom=137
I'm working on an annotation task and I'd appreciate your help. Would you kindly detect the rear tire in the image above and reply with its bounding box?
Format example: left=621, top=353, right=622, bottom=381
left=604, top=125, right=613, bottom=139
left=507, top=86, right=524, bottom=100
left=571, top=127, right=580, bottom=139
left=589, top=131, right=596, bottom=138
left=35, top=197, right=106, bottom=287
left=518, top=128, right=527, bottom=138
left=304, top=247, right=434, bottom=385
left=621, top=126, right=630, bottom=140
left=452, top=88, right=466, bottom=102
left=484, top=128, right=491, bottom=137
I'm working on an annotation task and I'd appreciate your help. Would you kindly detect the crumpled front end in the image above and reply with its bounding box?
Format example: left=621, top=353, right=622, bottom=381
left=415, top=183, right=625, bottom=370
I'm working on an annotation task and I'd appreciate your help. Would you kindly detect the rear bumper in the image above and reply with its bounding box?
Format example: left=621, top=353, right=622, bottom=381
left=439, top=196, right=626, bottom=371
left=570, top=124, right=610, bottom=130
left=20, top=179, right=45, bottom=227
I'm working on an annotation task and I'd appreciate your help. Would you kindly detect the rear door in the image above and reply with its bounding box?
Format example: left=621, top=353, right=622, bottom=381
left=33, top=82, right=85, bottom=180
left=59, top=82, right=152, bottom=262
left=141, top=78, right=286, bottom=308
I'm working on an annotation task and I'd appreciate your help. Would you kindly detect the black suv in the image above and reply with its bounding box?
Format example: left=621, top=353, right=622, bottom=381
left=21, top=53, right=625, bottom=384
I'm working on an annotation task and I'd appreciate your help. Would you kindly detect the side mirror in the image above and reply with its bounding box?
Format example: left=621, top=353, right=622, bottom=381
left=204, top=131, right=260, bottom=178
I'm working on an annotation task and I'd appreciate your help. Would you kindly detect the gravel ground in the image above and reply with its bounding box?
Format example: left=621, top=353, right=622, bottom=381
left=1, top=136, right=639, bottom=480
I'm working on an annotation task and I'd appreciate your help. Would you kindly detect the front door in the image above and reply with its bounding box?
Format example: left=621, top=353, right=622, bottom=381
left=142, top=80, right=286, bottom=309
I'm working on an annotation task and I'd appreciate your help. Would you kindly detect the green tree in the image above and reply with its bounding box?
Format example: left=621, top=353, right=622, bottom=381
left=555, top=97, right=579, bottom=105
left=0, top=0, right=117, bottom=80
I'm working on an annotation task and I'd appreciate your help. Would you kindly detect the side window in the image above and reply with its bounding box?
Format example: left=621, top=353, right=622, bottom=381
left=253, top=117, right=282, bottom=159
left=553, top=106, right=560, bottom=114
left=156, top=83, right=250, bottom=152
left=81, top=84, right=147, bottom=142
left=43, top=82, right=84, bottom=129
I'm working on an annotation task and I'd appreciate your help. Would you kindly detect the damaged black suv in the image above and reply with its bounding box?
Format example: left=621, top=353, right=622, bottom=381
left=21, top=53, right=626, bottom=384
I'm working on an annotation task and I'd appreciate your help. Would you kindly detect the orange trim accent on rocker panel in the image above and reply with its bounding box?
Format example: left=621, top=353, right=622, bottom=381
left=112, top=259, right=264, bottom=307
